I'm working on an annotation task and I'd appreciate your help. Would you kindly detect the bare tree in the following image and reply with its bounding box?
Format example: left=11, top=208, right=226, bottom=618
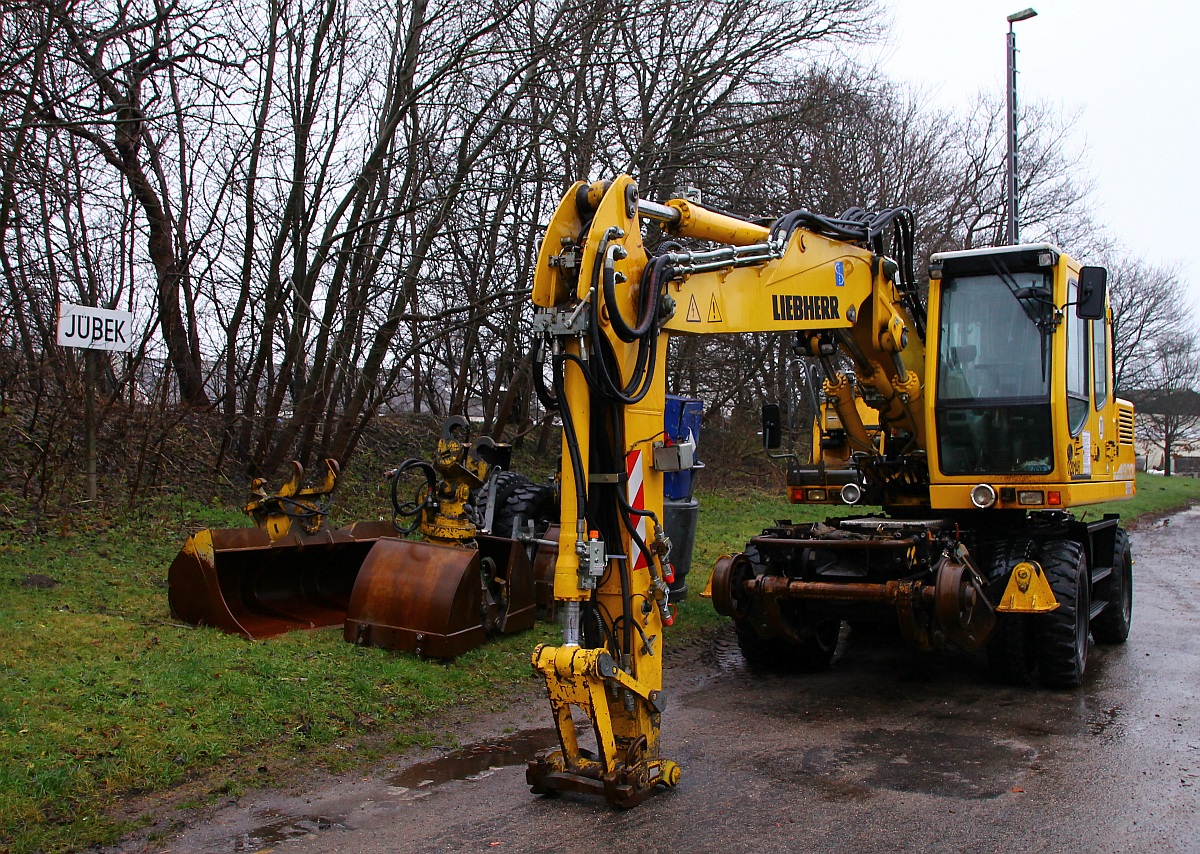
left=1105, top=256, right=1189, bottom=392
left=16, top=0, right=241, bottom=405
left=1131, top=331, right=1200, bottom=475
left=939, top=95, right=1096, bottom=253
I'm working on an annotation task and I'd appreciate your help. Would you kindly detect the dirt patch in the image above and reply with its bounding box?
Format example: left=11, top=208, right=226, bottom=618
left=19, top=573, right=58, bottom=588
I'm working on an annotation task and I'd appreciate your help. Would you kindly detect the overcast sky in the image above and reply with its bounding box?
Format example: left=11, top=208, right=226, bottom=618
left=862, top=0, right=1200, bottom=311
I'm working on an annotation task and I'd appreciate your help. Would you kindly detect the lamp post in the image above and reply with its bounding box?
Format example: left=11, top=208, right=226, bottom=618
left=1006, top=7, right=1038, bottom=245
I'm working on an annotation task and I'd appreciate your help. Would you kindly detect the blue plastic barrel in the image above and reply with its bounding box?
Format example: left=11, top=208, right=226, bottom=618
left=662, top=394, right=703, bottom=599
left=663, top=395, right=703, bottom=501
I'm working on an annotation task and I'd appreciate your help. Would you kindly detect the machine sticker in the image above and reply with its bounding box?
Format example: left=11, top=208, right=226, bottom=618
left=686, top=295, right=701, bottom=322
left=835, top=261, right=846, bottom=287
left=772, top=293, right=841, bottom=322
left=626, top=450, right=649, bottom=570
left=707, top=295, right=723, bottom=323
left=1082, top=431, right=1092, bottom=476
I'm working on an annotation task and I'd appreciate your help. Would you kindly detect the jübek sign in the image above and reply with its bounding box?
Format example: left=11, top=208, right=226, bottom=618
left=57, top=304, right=134, bottom=352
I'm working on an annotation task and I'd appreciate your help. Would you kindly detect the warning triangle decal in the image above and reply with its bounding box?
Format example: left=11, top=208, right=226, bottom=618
left=686, top=295, right=702, bottom=322
left=707, top=295, right=723, bottom=323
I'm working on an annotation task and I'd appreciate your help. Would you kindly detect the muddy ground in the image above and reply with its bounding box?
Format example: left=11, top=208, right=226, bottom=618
left=114, top=510, right=1198, bottom=853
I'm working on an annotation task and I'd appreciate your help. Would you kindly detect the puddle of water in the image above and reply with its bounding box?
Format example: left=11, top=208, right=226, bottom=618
left=387, top=727, right=561, bottom=793
left=233, top=815, right=346, bottom=851
left=800, top=728, right=1036, bottom=799
left=224, top=728, right=563, bottom=849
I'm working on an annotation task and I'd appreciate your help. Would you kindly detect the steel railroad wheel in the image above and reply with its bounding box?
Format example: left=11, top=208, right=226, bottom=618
left=730, top=545, right=841, bottom=673
left=735, top=618, right=841, bottom=673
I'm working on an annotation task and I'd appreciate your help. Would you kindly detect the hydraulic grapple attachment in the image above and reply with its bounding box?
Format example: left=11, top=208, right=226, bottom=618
left=167, top=460, right=391, bottom=638
left=342, top=416, right=544, bottom=659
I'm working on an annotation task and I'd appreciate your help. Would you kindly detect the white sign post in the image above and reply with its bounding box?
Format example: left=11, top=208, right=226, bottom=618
left=57, top=303, right=136, bottom=501
left=57, top=304, right=135, bottom=352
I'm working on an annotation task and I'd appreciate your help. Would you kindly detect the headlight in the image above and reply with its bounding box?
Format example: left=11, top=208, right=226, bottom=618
left=971, top=483, right=997, bottom=509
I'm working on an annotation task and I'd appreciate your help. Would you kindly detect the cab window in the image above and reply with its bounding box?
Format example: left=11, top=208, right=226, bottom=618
left=1092, top=315, right=1109, bottom=409
left=1066, top=280, right=1090, bottom=434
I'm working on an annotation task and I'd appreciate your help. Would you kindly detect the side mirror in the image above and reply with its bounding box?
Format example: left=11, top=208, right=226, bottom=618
left=1076, top=266, right=1107, bottom=320
left=761, top=403, right=782, bottom=451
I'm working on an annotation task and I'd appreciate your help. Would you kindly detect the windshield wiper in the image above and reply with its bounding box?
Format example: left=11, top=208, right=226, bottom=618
left=987, top=257, right=1051, bottom=381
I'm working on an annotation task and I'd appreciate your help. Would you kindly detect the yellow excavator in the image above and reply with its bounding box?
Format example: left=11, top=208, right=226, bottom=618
left=524, top=175, right=1135, bottom=808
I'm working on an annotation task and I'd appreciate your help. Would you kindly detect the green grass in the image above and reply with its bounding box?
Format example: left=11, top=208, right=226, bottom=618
left=1080, top=473, right=1200, bottom=522
left=0, top=498, right=556, bottom=853
left=1, top=472, right=1195, bottom=852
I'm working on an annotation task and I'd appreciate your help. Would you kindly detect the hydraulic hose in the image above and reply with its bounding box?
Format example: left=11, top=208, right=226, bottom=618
left=531, top=336, right=559, bottom=411
left=602, top=238, right=658, bottom=343
left=389, top=459, right=438, bottom=535
left=554, top=352, right=590, bottom=526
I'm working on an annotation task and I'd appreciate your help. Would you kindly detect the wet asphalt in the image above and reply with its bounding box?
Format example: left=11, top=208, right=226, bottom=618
left=160, top=508, right=1199, bottom=854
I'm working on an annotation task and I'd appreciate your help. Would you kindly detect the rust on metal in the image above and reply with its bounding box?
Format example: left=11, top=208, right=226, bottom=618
left=931, top=555, right=996, bottom=651
left=746, top=576, right=908, bottom=602
left=167, top=521, right=393, bottom=639
left=478, top=533, right=537, bottom=635
left=531, top=524, right=560, bottom=619
left=749, top=535, right=919, bottom=550
left=343, top=534, right=538, bottom=659
left=344, top=538, right=487, bottom=659
left=167, top=459, right=392, bottom=639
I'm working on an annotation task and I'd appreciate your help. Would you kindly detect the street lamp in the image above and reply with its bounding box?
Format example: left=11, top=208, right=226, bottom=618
left=1006, top=7, right=1038, bottom=245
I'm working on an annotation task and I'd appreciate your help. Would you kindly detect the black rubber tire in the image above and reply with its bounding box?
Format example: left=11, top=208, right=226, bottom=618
left=475, top=471, right=556, bottom=537
left=735, top=618, right=841, bottom=673
left=731, top=545, right=841, bottom=673
left=1034, top=539, right=1090, bottom=688
left=1092, top=527, right=1133, bottom=644
left=985, top=538, right=1038, bottom=686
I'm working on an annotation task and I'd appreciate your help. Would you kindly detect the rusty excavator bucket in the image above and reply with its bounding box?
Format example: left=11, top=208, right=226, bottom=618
left=344, top=416, right=539, bottom=659
left=168, top=460, right=392, bottom=639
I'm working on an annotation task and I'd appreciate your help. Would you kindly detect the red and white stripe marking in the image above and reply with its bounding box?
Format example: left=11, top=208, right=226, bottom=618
left=626, top=449, right=649, bottom=570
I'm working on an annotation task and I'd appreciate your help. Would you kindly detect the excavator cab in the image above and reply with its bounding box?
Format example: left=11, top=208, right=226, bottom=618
left=925, top=244, right=1132, bottom=510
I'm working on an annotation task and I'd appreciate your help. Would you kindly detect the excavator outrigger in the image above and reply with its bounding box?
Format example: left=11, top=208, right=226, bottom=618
left=525, top=175, right=1135, bottom=808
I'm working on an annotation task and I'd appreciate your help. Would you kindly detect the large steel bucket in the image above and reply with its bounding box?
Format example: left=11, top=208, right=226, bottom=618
left=531, top=524, right=560, bottom=620
left=478, top=534, right=536, bottom=634
left=167, top=520, right=393, bottom=639
left=344, top=534, right=536, bottom=659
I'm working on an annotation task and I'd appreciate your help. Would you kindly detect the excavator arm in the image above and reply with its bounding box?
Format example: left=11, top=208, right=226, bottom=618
left=526, top=175, right=926, bottom=806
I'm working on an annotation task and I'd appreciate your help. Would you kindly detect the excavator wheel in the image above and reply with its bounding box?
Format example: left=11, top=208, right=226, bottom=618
left=984, top=538, right=1039, bottom=686
left=1034, top=539, right=1090, bottom=688
left=734, top=617, right=840, bottom=673
left=1092, top=527, right=1132, bottom=644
